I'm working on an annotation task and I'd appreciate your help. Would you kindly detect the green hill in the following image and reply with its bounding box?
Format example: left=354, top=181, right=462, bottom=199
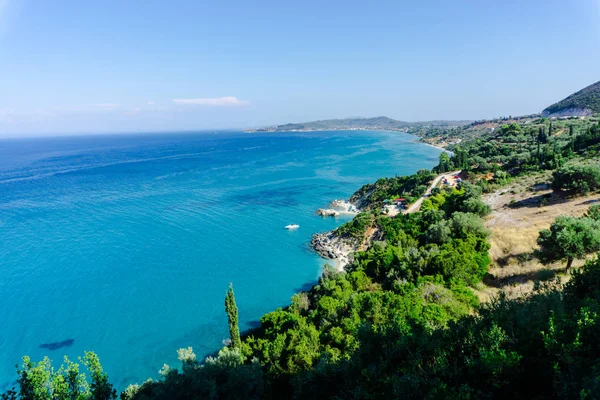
left=543, top=80, right=600, bottom=117
left=251, top=116, right=472, bottom=132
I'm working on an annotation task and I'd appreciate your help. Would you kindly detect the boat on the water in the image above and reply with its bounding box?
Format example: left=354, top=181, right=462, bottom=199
left=285, top=224, right=300, bottom=230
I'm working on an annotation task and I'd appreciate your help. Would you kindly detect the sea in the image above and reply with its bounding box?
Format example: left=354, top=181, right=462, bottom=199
left=0, top=130, right=442, bottom=391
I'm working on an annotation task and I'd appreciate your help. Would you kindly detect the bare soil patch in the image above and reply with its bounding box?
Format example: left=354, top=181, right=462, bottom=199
left=477, top=175, right=599, bottom=301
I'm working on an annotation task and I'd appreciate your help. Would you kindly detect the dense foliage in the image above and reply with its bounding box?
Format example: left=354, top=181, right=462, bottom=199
left=1, top=352, right=116, bottom=400
left=552, top=165, right=600, bottom=195
left=431, top=117, right=600, bottom=197
left=349, top=169, right=435, bottom=209
left=334, top=212, right=375, bottom=242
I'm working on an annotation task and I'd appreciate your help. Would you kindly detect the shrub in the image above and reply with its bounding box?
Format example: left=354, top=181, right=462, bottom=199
left=552, top=165, right=600, bottom=195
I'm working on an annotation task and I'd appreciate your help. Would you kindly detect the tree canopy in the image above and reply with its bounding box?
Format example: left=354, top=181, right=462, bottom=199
left=537, top=211, right=600, bottom=271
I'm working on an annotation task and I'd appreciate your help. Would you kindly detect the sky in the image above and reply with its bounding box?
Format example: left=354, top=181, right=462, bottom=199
left=0, top=0, right=600, bottom=136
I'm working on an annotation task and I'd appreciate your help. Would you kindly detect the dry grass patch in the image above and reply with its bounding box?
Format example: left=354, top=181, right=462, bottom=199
left=479, top=175, right=599, bottom=300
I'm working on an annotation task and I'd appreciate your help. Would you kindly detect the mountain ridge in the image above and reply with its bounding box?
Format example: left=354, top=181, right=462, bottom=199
left=248, top=116, right=473, bottom=133
left=543, top=80, right=600, bottom=117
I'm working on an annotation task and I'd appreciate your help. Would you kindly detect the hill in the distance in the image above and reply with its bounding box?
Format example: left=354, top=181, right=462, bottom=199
left=543, top=80, right=600, bottom=117
left=250, top=116, right=472, bottom=132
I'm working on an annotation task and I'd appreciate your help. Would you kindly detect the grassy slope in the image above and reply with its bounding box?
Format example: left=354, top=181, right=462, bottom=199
left=478, top=170, right=599, bottom=300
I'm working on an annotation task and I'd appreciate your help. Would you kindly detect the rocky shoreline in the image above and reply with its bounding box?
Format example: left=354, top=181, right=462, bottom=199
left=316, top=199, right=359, bottom=217
left=311, top=199, right=362, bottom=270
left=310, top=231, right=356, bottom=271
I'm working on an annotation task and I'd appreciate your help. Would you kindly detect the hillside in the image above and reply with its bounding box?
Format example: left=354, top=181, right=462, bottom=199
left=4, top=112, right=600, bottom=400
left=250, top=116, right=472, bottom=133
left=543, top=80, right=600, bottom=117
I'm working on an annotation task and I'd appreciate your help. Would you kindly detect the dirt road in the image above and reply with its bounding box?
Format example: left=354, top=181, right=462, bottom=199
left=404, top=170, right=461, bottom=214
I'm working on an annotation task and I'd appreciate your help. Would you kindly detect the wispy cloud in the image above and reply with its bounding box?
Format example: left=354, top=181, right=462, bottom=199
left=172, top=96, right=249, bottom=107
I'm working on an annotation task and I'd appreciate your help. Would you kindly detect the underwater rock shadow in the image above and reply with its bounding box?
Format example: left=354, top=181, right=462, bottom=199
left=39, top=339, right=74, bottom=351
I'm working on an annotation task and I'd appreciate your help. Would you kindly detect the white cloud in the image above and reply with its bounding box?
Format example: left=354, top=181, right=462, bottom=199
left=172, top=96, right=249, bottom=107
left=147, top=101, right=155, bottom=105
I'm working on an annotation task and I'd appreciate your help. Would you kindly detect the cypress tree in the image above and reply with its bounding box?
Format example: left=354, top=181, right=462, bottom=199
left=225, top=283, right=241, bottom=348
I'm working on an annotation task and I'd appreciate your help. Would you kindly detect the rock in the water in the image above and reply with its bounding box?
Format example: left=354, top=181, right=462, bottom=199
left=317, top=208, right=340, bottom=217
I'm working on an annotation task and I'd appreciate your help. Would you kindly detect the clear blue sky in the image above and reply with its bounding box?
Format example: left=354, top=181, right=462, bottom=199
left=1, top=0, right=599, bottom=136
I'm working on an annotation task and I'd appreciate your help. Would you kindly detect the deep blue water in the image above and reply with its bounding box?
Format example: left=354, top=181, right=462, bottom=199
left=0, top=130, right=441, bottom=390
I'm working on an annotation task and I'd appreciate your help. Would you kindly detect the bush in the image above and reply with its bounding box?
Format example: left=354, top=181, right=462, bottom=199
left=334, top=212, right=374, bottom=242
left=462, top=196, right=492, bottom=217
left=552, top=165, right=600, bottom=195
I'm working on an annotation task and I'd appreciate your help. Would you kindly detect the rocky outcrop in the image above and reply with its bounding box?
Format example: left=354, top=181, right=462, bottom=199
left=316, top=208, right=340, bottom=217
left=329, top=199, right=359, bottom=214
left=541, top=107, right=593, bottom=118
left=349, top=188, right=375, bottom=210
left=311, top=232, right=356, bottom=270
left=316, top=200, right=360, bottom=217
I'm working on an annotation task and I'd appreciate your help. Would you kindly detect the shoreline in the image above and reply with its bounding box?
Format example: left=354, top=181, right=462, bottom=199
left=310, top=199, right=360, bottom=270
left=419, top=141, right=449, bottom=152
left=311, top=231, right=355, bottom=271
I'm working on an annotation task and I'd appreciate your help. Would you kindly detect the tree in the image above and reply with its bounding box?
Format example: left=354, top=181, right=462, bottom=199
left=538, top=126, right=548, bottom=144
left=424, top=219, right=452, bottom=244
left=5, top=352, right=115, bottom=400
left=452, top=147, right=469, bottom=170
left=537, top=216, right=600, bottom=272
left=82, top=352, right=117, bottom=400
left=586, top=205, right=600, bottom=221
left=225, top=283, right=241, bottom=349
left=435, top=152, right=454, bottom=173
left=461, top=196, right=492, bottom=217
left=552, top=165, right=600, bottom=195
left=450, top=212, right=489, bottom=240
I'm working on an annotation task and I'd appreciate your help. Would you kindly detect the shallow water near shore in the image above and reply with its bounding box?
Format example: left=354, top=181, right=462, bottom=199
left=0, top=130, right=441, bottom=390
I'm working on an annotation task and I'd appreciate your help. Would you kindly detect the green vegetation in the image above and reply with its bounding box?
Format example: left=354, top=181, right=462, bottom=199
left=121, top=184, right=492, bottom=398
left=543, top=80, right=600, bottom=116
left=429, top=116, right=600, bottom=197
left=586, top=204, right=600, bottom=221
left=1, top=352, right=116, bottom=400
left=349, top=169, right=435, bottom=209
left=537, top=210, right=600, bottom=272
left=225, top=284, right=241, bottom=349
left=333, top=212, right=374, bottom=242
left=552, top=165, right=600, bottom=195
left=252, top=116, right=472, bottom=133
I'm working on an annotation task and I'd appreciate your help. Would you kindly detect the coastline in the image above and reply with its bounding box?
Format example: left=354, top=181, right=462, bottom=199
left=311, top=231, right=355, bottom=271
left=245, top=127, right=410, bottom=134
left=419, top=141, right=450, bottom=152
left=311, top=199, right=359, bottom=270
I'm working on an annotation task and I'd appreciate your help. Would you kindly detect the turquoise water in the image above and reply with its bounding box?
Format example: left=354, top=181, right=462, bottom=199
left=0, top=130, right=441, bottom=390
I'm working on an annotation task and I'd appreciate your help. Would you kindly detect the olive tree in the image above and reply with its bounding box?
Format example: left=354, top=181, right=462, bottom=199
left=537, top=215, right=600, bottom=272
